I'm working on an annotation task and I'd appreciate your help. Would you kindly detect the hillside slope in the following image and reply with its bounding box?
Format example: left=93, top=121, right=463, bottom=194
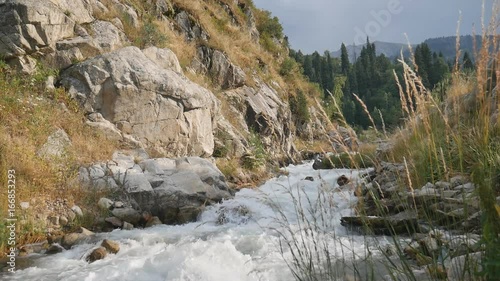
left=0, top=0, right=343, bottom=254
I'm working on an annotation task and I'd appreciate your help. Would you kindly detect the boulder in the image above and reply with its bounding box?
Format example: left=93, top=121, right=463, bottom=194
left=216, top=205, right=250, bottom=225
left=59, top=216, right=68, bottom=226
left=192, top=45, right=246, bottom=89
left=60, top=46, right=218, bottom=157
left=114, top=201, right=124, bottom=208
left=145, top=216, right=162, bottom=227
left=86, top=247, right=107, bottom=263
left=239, top=2, right=259, bottom=42
left=61, top=230, right=91, bottom=249
left=111, top=0, right=139, bottom=28
left=444, top=252, right=482, bottom=281
left=223, top=84, right=295, bottom=158
left=46, top=244, right=64, bottom=254
left=337, top=175, right=350, bottom=186
left=450, top=175, right=468, bottom=188
left=122, top=221, right=133, bottom=230
left=111, top=208, right=141, bottom=225
left=213, top=117, right=248, bottom=157
left=142, top=46, right=182, bottom=73
left=435, top=181, right=452, bottom=190
left=48, top=20, right=127, bottom=69
left=131, top=157, right=232, bottom=224
left=8, top=55, right=37, bottom=73
left=98, top=198, right=114, bottom=210
left=37, top=129, right=72, bottom=159
left=105, top=216, right=123, bottom=227
left=101, top=239, right=120, bottom=254
left=71, top=205, right=83, bottom=217
left=47, top=0, right=94, bottom=24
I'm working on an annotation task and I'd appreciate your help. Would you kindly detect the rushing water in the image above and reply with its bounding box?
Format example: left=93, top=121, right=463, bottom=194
left=2, top=162, right=395, bottom=281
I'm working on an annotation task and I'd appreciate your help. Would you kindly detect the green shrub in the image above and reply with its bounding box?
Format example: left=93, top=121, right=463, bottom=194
left=137, top=21, right=167, bottom=48
left=255, top=10, right=283, bottom=39
left=289, top=90, right=310, bottom=126
left=279, top=57, right=295, bottom=77
left=242, top=131, right=266, bottom=170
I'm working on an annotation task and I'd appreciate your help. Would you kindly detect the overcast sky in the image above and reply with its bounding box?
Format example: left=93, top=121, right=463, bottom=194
left=253, top=0, right=493, bottom=53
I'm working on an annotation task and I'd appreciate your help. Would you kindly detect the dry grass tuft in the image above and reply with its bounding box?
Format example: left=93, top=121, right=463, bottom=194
left=0, top=65, right=117, bottom=257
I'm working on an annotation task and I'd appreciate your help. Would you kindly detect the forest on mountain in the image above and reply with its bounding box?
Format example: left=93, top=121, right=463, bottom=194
left=289, top=39, right=476, bottom=131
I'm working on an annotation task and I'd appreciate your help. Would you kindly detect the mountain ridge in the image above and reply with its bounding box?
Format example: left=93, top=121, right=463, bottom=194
left=331, top=35, right=483, bottom=62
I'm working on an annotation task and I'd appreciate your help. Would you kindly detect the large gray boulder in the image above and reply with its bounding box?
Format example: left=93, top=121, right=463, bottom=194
left=79, top=151, right=233, bottom=225
left=131, top=157, right=232, bottom=224
left=60, top=46, right=219, bottom=157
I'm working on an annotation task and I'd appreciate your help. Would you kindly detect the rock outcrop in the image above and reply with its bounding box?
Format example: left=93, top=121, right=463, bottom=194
left=192, top=45, right=246, bottom=89
left=60, top=46, right=219, bottom=157
left=342, top=163, right=482, bottom=235
left=174, top=10, right=209, bottom=42
left=0, top=0, right=75, bottom=72
left=79, top=150, right=233, bottom=225
left=223, top=84, right=295, bottom=158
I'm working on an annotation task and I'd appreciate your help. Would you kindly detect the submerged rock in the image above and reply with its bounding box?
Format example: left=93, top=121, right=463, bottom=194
left=337, top=175, right=350, bottom=186
left=216, top=205, right=251, bottom=225
left=61, top=228, right=93, bottom=250
left=145, top=216, right=163, bottom=228
left=101, top=239, right=120, bottom=254
left=86, top=247, right=107, bottom=263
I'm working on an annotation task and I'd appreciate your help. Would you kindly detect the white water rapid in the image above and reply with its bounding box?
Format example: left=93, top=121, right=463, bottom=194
left=3, top=162, right=395, bottom=281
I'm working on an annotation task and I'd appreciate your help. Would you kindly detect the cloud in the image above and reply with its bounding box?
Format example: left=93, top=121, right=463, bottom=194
left=253, top=0, right=487, bottom=53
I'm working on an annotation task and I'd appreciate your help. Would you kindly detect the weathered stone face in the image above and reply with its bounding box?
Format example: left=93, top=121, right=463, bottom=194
left=223, top=84, right=295, bottom=158
left=0, top=0, right=76, bottom=58
left=60, top=46, right=219, bottom=157
left=192, top=45, right=246, bottom=89
left=79, top=152, right=233, bottom=225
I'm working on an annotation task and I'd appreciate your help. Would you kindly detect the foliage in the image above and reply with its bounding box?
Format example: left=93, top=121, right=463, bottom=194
left=0, top=60, right=117, bottom=257
left=279, top=57, right=296, bottom=77
left=255, top=10, right=283, bottom=39
left=242, top=131, right=267, bottom=170
left=289, top=90, right=310, bottom=126
left=290, top=39, right=451, bottom=130
left=136, top=20, right=167, bottom=48
left=255, top=9, right=284, bottom=54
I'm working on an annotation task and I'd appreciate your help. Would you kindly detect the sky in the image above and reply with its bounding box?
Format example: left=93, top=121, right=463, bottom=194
left=253, top=0, right=493, bottom=53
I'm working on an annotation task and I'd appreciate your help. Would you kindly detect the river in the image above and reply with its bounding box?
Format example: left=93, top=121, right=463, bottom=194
left=2, top=162, right=396, bottom=281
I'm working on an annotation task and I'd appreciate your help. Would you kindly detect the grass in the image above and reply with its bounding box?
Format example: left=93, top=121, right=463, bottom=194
left=0, top=62, right=118, bottom=257
left=272, top=1, right=500, bottom=280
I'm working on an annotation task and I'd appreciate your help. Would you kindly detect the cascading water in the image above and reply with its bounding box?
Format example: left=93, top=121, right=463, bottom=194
left=2, top=162, right=394, bottom=281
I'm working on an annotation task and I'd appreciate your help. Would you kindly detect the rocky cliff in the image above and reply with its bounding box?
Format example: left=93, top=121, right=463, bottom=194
left=0, top=0, right=330, bottom=166
left=0, top=0, right=338, bottom=240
